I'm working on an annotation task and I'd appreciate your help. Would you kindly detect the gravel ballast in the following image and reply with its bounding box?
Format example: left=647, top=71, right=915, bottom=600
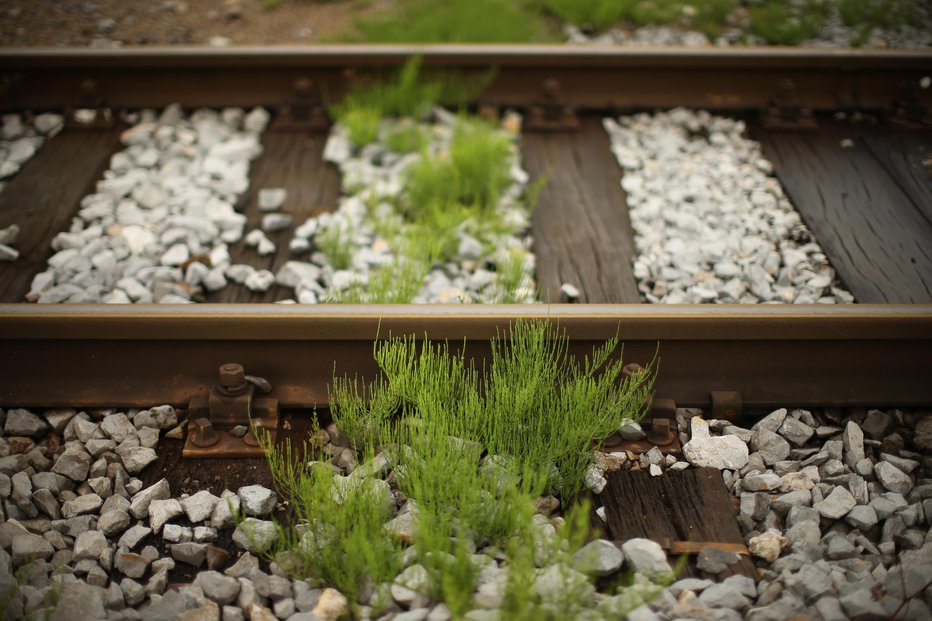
left=603, top=108, right=855, bottom=304
left=2, top=401, right=930, bottom=620
left=0, top=113, right=64, bottom=263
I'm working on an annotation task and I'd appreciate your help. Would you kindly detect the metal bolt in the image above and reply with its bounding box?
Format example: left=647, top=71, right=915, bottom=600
left=219, top=363, right=247, bottom=391
left=647, top=418, right=674, bottom=446
left=622, top=362, right=644, bottom=379
left=243, top=419, right=267, bottom=447
left=189, top=417, right=219, bottom=447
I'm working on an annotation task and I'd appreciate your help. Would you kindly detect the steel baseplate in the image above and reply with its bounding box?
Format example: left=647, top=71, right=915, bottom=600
left=182, top=420, right=279, bottom=458
left=182, top=363, right=280, bottom=458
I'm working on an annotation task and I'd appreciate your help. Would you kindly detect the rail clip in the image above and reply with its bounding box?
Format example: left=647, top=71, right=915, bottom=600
left=182, top=363, right=279, bottom=458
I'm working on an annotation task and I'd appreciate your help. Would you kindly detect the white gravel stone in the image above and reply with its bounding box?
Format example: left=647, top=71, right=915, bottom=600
left=117, top=445, right=157, bottom=474
left=603, top=110, right=853, bottom=305
left=574, top=539, right=625, bottom=576
left=232, top=517, right=278, bottom=553
left=148, top=498, right=183, bottom=533
left=261, top=213, right=292, bottom=232
left=621, top=538, right=671, bottom=579
left=874, top=461, right=913, bottom=495
left=73, top=530, right=108, bottom=561
left=276, top=261, right=321, bottom=289
left=237, top=485, right=277, bottom=516
left=244, top=269, right=275, bottom=292
left=182, top=490, right=221, bottom=523
left=4, top=408, right=49, bottom=437
left=257, top=187, right=287, bottom=211
left=129, top=478, right=171, bottom=519
left=683, top=416, right=749, bottom=470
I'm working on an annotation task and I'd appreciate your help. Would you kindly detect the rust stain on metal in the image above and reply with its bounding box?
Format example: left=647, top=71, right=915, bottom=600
left=654, top=537, right=750, bottom=557
left=710, top=390, right=743, bottom=423
left=182, top=363, right=280, bottom=458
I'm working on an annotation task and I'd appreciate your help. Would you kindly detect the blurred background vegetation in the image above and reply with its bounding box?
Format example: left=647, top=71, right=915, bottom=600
left=262, top=0, right=930, bottom=46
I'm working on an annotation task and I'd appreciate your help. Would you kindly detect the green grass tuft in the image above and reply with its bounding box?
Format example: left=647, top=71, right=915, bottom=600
left=263, top=323, right=661, bottom=615
left=748, top=0, right=829, bottom=45
left=257, top=423, right=404, bottom=610
left=315, top=217, right=354, bottom=271
left=346, top=0, right=558, bottom=43
left=333, top=319, right=653, bottom=498
left=385, top=122, right=430, bottom=154
left=404, top=117, right=514, bottom=219
left=536, top=0, right=634, bottom=31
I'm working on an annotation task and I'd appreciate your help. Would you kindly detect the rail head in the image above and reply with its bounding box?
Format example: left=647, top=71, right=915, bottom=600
left=2, top=45, right=929, bottom=112
left=1, top=304, right=931, bottom=340
left=1, top=304, right=930, bottom=409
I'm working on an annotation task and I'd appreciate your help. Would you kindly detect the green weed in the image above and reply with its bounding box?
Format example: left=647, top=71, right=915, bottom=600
left=340, top=105, right=382, bottom=147
left=386, top=122, right=430, bottom=154
left=257, top=427, right=403, bottom=610
left=326, top=254, right=429, bottom=304
left=404, top=117, right=513, bottom=220
left=748, top=0, right=829, bottom=45
left=263, top=322, right=659, bottom=616
left=536, top=0, right=634, bottom=31
left=331, top=57, right=496, bottom=150
left=345, top=0, right=557, bottom=43
left=491, top=249, right=534, bottom=304
left=838, top=0, right=926, bottom=45
left=334, top=319, right=653, bottom=498
left=315, top=217, right=354, bottom=271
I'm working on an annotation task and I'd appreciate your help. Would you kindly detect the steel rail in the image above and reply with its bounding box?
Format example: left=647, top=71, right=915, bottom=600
left=1, top=304, right=929, bottom=410
left=2, top=45, right=929, bottom=112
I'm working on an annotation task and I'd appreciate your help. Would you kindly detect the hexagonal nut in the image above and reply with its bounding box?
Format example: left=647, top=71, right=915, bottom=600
left=219, top=363, right=246, bottom=390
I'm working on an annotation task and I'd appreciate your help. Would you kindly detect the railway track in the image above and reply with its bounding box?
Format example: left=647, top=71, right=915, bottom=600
left=0, top=46, right=931, bottom=621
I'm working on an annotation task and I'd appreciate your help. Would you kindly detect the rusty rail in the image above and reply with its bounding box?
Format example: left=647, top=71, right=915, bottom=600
left=0, top=304, right=929, bottom=410
left=2, top=46, right=930, bottom=114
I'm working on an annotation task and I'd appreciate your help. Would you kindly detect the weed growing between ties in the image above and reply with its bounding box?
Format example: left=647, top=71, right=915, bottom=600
left=255, top=319, right=660, bottom=618
left=343, top=0, right=558, bottom=43
left=330, top=56, right=495, bottom=148
left=319, top=57, right=541, bottom=304
left=535, top=0, right=737, bottom=39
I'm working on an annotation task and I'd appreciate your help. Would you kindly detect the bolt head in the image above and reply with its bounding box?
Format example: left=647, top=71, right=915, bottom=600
left=219, top=363, right=245, bottom=389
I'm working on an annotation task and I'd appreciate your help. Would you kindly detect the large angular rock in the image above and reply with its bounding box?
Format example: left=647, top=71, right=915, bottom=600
left=51, top=447, right=91, bottom=482
left=842, top=421, right=865, bottom=468
left=193, top=570, right=241, bottom=605
left=42, top=408, right=77, bottom=433
left=778, top=417, right=813, bottom=447
left=50, top=581, right=106, bottom=621
left=117, top=445, right=157, bottom=474
left=73, top=530, right=108, bottom=561
left=61, top=493, right=103, bottom=518
left=620, top=538, right=671, bottom=580
left=574, top=539, right=624, bottom=576
left=99, top=509, right=132, bottom=536
left=12, top=532, right=54, bottom=565
left=237, top=485, right=277, bottom=517
left=101, top=413, right=137, bottom=443
left=749, top=427, right=790, bottom=465
left=683, top=417, right=749, bottom=470
left=172, top=542, right=208, bottom=567
left=814, top=486, right=855, bottom=520
left=874, top=461, right=913, bottom=495
left=182, top=490, right=220, bottom=523
left=130, top=479, right=171, bottom=519
left=232, top=518, right=278, bottom=553
left=4, top=408, right=49, bottom=437
left=149, top=498, right=183, bottom=533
